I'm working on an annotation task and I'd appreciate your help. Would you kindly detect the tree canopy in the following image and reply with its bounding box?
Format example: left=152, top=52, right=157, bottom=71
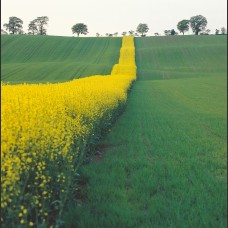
left=28, top=16, right=49, bottom=35
left=177, top=20, right=189, bottom=35
left=170, top=29, right=176, bottom=35
left=136, top=23, right=149, bottom=37
left=3, top=16, right=23, bottom=34
left=28, top=21, right=38, bottom=35
left=190, top=15, right=207, bottom=35
left=221, top=27, right=227, bottom=34
left=35, top=16, right=49, bottom=35
left=72, top=23, right=88, bottom=37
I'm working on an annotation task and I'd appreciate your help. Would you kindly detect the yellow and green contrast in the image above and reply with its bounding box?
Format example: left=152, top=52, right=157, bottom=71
left=1, top=36, right=136, bottom=226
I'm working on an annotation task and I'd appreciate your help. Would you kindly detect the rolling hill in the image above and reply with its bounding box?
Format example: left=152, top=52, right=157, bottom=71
left=1, top=34, right=227, bottom=227
left=135, top=35, right=227, bottom=80
left=1, top=35, right=122, bottom=83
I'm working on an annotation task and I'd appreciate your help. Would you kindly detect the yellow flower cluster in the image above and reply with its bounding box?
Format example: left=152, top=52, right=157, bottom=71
left=1, top=36, right=136, bottom=226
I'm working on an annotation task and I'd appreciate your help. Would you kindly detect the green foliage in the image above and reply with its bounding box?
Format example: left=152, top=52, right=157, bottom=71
left=177, top=19, right=190, bottom=35
left=3, top=16, right=23, bottom=34
left=1, top=35, right=122, bottom=84
left=72, top=23, right=88, bottom=37
left=136, top=23, right=149, bottom=37
left=190, top=15, right=207, bottom=35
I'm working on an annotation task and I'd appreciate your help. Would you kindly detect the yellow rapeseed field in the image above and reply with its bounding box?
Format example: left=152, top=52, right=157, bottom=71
left=1, top=36, right=136, bottom=226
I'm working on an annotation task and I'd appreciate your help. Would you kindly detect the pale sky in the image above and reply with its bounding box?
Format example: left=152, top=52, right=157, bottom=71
left=1, top=0, right=227, bottom=36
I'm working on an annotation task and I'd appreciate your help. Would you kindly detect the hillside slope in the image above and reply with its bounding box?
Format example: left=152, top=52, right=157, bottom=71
left=135, top=35, right=227, bottom=80
left=1, top=35, right=122, bottom=83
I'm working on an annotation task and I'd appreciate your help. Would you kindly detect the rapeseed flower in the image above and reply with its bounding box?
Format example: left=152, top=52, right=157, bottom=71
left=1, top=36, right=136, bottom=226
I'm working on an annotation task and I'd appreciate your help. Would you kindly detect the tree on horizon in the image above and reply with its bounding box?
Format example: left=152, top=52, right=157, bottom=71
left=28, top=20, right=38, bottom=35
left=177, top=19, right=190, bottom=35
left=136, top=23, right=149, bottom=37
left=4, top=16, right=23, bottom=34
left=190, top=15, right=207, bottom=35
left=221, top=27, right=227, bottom=34
left=72, top=23, right=88, bottom=37
left=35, top=16, right=49, bottom=35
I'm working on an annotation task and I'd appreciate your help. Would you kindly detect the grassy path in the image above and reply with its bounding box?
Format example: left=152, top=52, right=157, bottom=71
left=63, top=36, right=227, bottom=227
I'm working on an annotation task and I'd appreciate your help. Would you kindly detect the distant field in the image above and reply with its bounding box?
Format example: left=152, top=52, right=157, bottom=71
left=135, top=35, right=227, bottom=80
left=1, top=35, right=122, bottom=83
left=64, top=35, right=227, bottom=227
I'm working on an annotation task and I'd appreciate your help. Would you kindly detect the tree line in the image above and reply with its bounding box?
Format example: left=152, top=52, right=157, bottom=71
left=2, top=15, right=227, bottom=37
left=3, top=16, right=49, bottom=35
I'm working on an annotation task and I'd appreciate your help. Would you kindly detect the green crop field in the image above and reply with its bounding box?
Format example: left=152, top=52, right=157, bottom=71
left=63, top=35, right=227, bottom=227
left=136, top=35, right=226, bottom=80
left=1, top=35, right=227, bottom=227
left=1, top=35, right=122, bottom=84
